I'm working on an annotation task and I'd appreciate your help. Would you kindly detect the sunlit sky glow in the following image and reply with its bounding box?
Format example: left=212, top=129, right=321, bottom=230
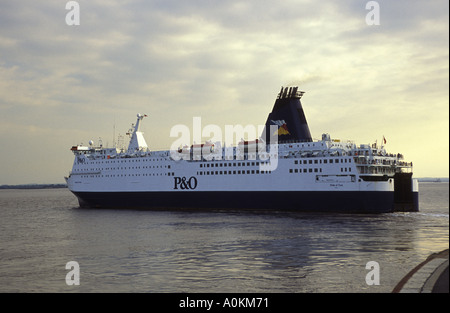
left=0, top=0, right=448, bottom=184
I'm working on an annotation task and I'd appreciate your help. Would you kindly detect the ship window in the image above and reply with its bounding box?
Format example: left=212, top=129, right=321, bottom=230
left=238, top=170, right=241, bottom=174
left=289, top=169, right=293, bottom=173
left=303, top=160, right=307, bottom=165
left=336, top=159, right=339, bottom=163
left=200, top=164, right=203, bottom=168
left=314, top=160, right=318, bottom=164
left=309, top=160, right=312, bottom=164
left=295, top=160, right=298, bottom=164
left=295, top=169, right=298, bottom=173
left=309, top=168, right=312, bottom=173
left=314, top=168, right=318, bottom=172
left=330, top=159, right=333, bottom=163
left=251, top=170, right=255, bottom=174
left=247, top=170, right=250, bottom=174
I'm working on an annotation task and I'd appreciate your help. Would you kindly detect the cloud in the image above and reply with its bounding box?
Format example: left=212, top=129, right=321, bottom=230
left=0, top=0, right=448, bottom=183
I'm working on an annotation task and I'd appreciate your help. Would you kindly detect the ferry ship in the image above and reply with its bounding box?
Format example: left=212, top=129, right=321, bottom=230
left=66, top=86, right=419, bottom=213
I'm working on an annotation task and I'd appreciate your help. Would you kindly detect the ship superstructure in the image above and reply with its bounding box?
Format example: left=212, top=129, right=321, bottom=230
left=66, top=87, right=418, bottom=213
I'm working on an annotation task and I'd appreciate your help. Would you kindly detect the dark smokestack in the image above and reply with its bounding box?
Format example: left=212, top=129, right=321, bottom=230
left=261, top=86, right=312, bottom=144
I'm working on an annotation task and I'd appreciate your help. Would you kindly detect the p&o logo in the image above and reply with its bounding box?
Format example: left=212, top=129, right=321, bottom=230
left=174, top=176, right=198, bottom=190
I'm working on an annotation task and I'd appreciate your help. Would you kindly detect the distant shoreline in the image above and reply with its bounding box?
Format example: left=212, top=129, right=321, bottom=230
left=0, top=178, right=448, bottom=189
left=417, top=178, right=449, bottom=183
left=0, top=184, right=67, bottom=190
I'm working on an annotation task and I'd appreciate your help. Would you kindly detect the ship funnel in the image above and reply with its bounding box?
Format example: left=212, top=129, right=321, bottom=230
left=261, top=86, right=312, bottom=144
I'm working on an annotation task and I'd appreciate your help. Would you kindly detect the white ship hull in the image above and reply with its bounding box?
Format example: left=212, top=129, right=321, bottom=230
left=67, top=146, right=418, bottom=213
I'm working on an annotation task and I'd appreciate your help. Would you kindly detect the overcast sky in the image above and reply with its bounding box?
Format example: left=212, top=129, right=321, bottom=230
left=0, top=0, right=448, bottom=184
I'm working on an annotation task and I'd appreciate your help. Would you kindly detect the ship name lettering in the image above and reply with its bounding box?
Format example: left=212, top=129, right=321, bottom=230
left=174, top=176, right=198, bottom=190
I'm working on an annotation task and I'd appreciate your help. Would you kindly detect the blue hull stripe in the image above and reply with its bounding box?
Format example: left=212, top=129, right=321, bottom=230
left=69, top=190, right=416, bottom=213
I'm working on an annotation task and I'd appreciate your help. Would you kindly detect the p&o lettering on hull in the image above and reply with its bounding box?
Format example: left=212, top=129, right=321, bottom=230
left=174, top=176, right=198, bottom=190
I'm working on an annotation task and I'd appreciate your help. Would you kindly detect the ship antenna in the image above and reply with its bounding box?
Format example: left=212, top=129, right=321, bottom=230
left=113, top=116, right=116, bottom=148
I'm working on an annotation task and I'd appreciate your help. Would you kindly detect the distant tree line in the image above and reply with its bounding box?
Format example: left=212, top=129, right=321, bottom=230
left=0, top=184, right=67, bottom=189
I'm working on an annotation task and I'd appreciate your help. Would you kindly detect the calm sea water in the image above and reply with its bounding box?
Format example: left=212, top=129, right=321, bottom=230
left=0, top=183, right=448, bottom=293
